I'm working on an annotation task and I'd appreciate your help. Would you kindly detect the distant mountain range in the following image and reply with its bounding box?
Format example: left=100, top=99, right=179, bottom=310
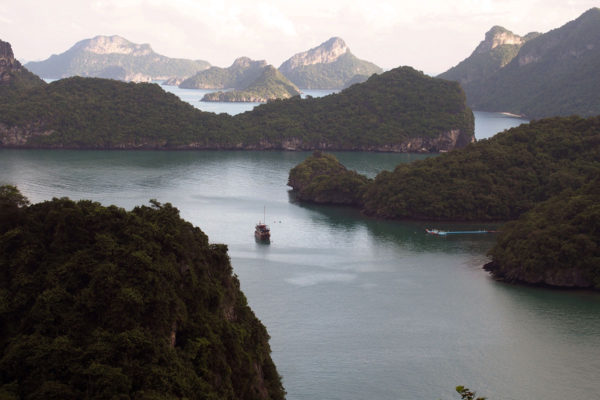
left=279, top=37, right=382, bottom=89
left=23, top=34, right=381, bottom=93
left=0, top=36, right=473, bottom=152
left=439, top=7, right=600, bottom=119
left=24, top=35, right=210, bottom=82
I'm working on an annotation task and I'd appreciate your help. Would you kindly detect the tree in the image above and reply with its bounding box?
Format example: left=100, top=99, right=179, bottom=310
left=456, top=386, right=486, bottom=400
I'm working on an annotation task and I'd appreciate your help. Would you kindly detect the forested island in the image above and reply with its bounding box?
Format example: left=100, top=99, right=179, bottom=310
left=201, top=66, right=301, bottom=102
left=0, top=39, right=474, bottom=151
left=0, top=186, right=285, bottom=399
left=288, top=116, right=600, bottom=289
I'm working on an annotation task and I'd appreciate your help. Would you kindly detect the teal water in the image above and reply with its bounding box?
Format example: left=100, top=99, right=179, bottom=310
left=1, top=144, right=599, bottom=400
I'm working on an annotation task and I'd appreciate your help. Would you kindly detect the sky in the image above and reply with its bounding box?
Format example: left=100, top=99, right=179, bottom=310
left=1, top=0, right=598, bottom=75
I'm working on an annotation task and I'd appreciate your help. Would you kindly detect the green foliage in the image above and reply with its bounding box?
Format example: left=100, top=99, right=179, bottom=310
left=486, top=178, right=600, bottom=288
left=235, top=66, right=474, bottom=150
left=288, top=151, right=371, bottom=205
left=202, top=66, right=301, bottom=102
left=0, top=67, right=474, bottom=151
left=362, top=116, right=600, bottom=221
left=0, top=196, right=285, bottom=399
left=179, top=58, right=267, bottom=90
left=456, top=386, right=486, bottom=400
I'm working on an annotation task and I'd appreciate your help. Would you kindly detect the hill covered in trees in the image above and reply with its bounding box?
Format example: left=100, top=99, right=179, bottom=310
left=485, top=179, right=600, bottom=289
left=0, top=57, right=474, bottom=151
left=287, top=116, right=600, bottom=288
left=439, top=8, right=600, bottom=119
left=201, top=66, right=301, bottom=102
left=179, top=57, right=267, bottom=90
left=0, top=186, right=285, bottom=399
left=288, top=151, right=370, bottom=205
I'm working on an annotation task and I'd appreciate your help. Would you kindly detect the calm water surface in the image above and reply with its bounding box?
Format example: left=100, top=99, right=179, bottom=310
left=1, top=146, right=599, bottom=400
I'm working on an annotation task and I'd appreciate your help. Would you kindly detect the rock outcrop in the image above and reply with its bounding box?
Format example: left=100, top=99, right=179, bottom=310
left=439, top=7, right=600, bottom=119
left=24, top=35, right=210, bottom=82
left=0, top=39, right=45, bottom=89
left=438, top=26, right=539, bottom=86
left=279, top=37, right=382, bottom=89
left=0, top=39, right=20, bottom=84
left=280, top=37, right=349, bottom=69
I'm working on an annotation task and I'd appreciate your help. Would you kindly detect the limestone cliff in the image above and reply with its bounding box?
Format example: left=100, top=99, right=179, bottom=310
left=279, top=37, right=382, bottom=89
left=440, top=8, right=600, bottom=118
left=0, top=39, right=45, bottom=89
left=281, top=37, right=349, bottom=69
left=24, top=35, right=210, bottom=82
left=0, top=39, right=20, bottom=84
left=438, top=26, right=538, bottom=86
left=473, top=26, right=527, bottom=55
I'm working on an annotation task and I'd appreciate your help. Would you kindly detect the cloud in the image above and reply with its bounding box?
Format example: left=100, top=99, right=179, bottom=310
left=256, top=2, right=297, bottom=36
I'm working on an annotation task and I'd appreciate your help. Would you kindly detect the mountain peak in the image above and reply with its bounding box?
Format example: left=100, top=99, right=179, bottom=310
left=474, top=26, right=524, bottom=54
left=280, top=37, right=349, bottom=70
left=77, top=35, right=153, bottom=56
left=231, top=57, right=267, bottom=69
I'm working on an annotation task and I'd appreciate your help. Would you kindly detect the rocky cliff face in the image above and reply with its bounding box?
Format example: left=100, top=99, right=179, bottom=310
left=278, top=37, right=382, bottom=89
left=280, top=37, right=348, bottom=70
left=76, top=35, right=152, bottom=56
left=24, top=35, right=210, bottom=81
left=473, top=26, right=525, bottom=54
left=0, top=39, right=22, bottom=84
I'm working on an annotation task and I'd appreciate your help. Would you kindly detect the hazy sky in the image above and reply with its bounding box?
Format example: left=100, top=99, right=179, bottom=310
left=1, top=0, right=598, bottom=74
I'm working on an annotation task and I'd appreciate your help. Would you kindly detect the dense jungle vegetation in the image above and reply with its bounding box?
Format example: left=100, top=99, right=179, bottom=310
left=201, top=66, right=300, bottom=102
left=362, top=116, right=600, bottom=221
left=287, top=115, right=600, bottom=288
left=0, top=67, right=474, bottom=150
left=0, top=187, right=285, bottom=399
left=486, top=179, right=600, bottom=289
left=288, top=151, right=370, bottom=205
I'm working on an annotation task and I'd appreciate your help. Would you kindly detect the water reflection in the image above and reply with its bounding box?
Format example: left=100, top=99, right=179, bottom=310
left=288, top=191, right=499, bottom=255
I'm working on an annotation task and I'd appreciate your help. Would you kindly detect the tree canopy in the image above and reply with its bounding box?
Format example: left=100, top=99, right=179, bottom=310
left=0, top=188, right=285, bottom=399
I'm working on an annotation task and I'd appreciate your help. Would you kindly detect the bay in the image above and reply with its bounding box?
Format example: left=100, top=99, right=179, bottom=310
left=1, top=145, right=599, bottom=400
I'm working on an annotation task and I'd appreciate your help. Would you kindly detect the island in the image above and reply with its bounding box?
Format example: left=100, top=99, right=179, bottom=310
left=179, top=57, right=267, bottom=90
left=279, top=37, right=383, bottom=89
left=0, top=39, right=474, bottom=152
left=201, top=65, right=301, bottom=103
left=0, top=186, right=285, bottom=399
left=24, top=35, right=210, bottom=82
left=287, top=116, right=600, bottom=289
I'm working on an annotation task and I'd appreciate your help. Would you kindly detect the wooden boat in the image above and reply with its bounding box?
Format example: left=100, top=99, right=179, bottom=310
left=255, top=206, right=270, bottom=241
left=255, top=222, right=271, bottom=241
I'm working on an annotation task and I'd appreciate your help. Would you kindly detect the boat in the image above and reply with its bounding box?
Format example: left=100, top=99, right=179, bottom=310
left=425, top=228, right=497, bottom=236
left=255, top=206, right=271, bottom=241
left=255, top=222, right=271, bottom=241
